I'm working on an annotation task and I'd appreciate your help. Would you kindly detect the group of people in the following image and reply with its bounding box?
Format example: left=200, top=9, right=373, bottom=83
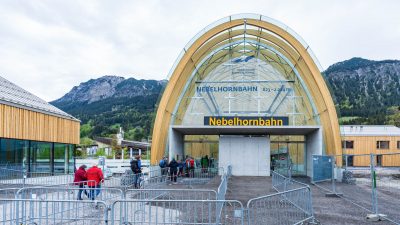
left=73, top=163, right=104, bottom=200
left=159, top=155, right=212, bottom=183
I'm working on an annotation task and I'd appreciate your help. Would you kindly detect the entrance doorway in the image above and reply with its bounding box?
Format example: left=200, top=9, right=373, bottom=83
left=169, top=126, right=322, bottom=177
left=183, top=135, right=219, bottom=168
left=376, top=155, right=382, bottom=167
left=270, top=136, right=306, bottom=176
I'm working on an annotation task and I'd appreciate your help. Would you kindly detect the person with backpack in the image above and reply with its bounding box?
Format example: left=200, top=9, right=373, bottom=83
left=130, top=155, right=142, bottom=189
left=159, top=157, right=168, bottom=176
left=168, top=158, right=179, bottom=183
left=189, top=157, right=195, bottom=178
left=185, top=156, right=191, bottom=177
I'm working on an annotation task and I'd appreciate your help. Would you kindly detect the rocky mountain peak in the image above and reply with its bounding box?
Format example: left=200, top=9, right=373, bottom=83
left=52, top=75, right=166, bottom=104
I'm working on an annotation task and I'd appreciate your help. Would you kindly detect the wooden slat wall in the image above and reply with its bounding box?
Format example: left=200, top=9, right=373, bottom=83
left=0, top=104, right=80, bottom=144
left=343, top=135, right=400, bottom=167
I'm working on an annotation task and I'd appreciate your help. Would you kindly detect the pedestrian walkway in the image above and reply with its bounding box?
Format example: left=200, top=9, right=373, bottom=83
left=225, top=176, right=275, bottom=204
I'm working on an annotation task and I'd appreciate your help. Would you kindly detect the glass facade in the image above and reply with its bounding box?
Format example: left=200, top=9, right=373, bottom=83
left=0, top=139, right=29, bottom=166
left=172, top=35, right=319, bottom=127
left=184, top=135, right=219, bottom=167
left=169, top=34, right=319, bottom=173
left=270, top=135, right=306, bottom=175
left=0, top=138, right=75, bottom=174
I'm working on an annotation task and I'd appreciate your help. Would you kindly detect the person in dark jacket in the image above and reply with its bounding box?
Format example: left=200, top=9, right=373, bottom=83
left=168, top=158, right=179, bottom=183
left=130, top=155, right=142, bottom=188
left=74, top=165, right=88, bottom=200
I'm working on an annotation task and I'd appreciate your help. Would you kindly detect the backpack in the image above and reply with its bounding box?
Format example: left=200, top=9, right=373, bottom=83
left=189, top=159, right=195, bottom=168
left=131, top=159, right=139, bottom=173
left=159, top=159, right=166, bottom=168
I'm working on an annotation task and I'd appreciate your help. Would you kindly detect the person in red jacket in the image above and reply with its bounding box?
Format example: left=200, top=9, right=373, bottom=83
left=73, top=165, right=88, bottom=200
left=86, top=163, right=104, bottom=200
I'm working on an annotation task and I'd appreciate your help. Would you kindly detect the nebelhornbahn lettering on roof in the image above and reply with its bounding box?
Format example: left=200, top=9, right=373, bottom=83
left=196, top=86, right=257, bottom=93
left=204, top=116, right=289, bottom=126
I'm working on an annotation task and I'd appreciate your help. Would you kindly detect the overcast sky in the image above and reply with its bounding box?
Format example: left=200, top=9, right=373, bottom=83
left=1, top=0, right=399, bottom=101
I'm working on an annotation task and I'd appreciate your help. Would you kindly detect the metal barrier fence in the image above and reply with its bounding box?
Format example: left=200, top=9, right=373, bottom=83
left=126, top=189, right=217, bottom=201
left=247, top=186, right=314, bottom=225
left=313, top=153, right=400, bottom=224
left=0, top=167, right=74, bottom=187
left=15, top=186, right=123, bottom=205
left=272, top=171, right=309, bottom=192
left=110, top=199, right=244, bottom=225
left=0, top=164, right=320, bottom=225
left=0, top=199, right=108, bottom=225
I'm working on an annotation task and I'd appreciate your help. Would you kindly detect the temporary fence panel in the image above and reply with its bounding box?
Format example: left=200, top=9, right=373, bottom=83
left=0, top=167, right=74, bottom=187
left=110, top=199, right=244, bottom=225
left=314, top=153, right=400, bottom=224
left=178, top=167, right=220, bottom=185
left=16, top=186, right=124, bottom=205
left=0, top=188, right=20, bottom=200
left=104, top=173, right=168, bottom=189
left=126, top=189, right=217, bottom=201
left=247, top=187, right=314, bottom=225
left=312, top=155, right=332, bottom=183
left=272, top=171, right=308, bottom=192
left=0, top=199, right=108, bottom=225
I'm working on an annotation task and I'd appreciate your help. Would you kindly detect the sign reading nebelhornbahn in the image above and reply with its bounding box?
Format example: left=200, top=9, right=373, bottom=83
left=204, top=116, right=289, bottom=126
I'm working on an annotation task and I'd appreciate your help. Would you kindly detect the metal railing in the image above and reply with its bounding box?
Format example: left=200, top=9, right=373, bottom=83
left=247, top=186, right=314, bottom=225
left=126, top=189, right=217, bottom=201
left=15, top=186, right=123, bottom=205
left=0, top=199, right=108, bottom=225
left=313, top=153, right=400, bottom=224
left=272, top=171, right=309, bottom=192
left=0, top=167, right=74, bottom=187
left=110, top=199, right=244, bottom=225
left=0, top=165, right=318, bottom=225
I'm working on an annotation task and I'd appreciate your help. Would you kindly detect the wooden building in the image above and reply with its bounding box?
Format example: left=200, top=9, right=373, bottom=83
left=0, top=76, right=80, bottom=174
left=341, top=125, right=400, bottom=167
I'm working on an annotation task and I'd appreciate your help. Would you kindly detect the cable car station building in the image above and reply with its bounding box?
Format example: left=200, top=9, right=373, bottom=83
left=151, top=14, right=342, bottom=177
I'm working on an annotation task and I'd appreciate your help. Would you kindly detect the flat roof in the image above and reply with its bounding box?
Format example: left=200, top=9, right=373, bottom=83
left=340, top=125, right=400, bottom=136
left=172, top=125, right=320, bottom=135
left=0, top=76, right=78, bottom=121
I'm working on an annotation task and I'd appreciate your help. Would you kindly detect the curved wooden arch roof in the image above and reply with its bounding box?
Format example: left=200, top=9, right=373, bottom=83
left=151, top=14, right=341, bottom=164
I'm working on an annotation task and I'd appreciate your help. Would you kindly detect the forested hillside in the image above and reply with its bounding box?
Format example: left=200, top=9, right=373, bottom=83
left=323, top=58, right=400, bottom=125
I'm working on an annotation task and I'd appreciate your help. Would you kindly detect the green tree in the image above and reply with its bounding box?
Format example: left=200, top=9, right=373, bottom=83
left=80, top=137, right=94, bottom=147
left=386, top=106, right=400, bottom=127
left=80, top=123, right=93, bottom=138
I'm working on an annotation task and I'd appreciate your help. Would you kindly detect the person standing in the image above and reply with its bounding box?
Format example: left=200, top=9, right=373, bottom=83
left=168, top=158, right=179, bottom=183
left=189, top=157, right=195, bottom=178
left=185, top=156, right=190, bottom=177
left=86, top=163, right=104, bottom=200
left=159, top=157, right=168, bottom=176
left=177, top=160, right=184, bottom=177
left=204, top=155, right=209, bottom=171
left=130, top=155, right=142, bottom=188
left=74, top=164, right=88, bottom=200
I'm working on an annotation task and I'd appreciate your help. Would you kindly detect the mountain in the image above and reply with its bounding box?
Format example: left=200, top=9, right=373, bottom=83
left=51, top=58, right=400, bottom=142
left=51, top=76, right=166, bottom=140
left=323, top=57, right=400, bottom=125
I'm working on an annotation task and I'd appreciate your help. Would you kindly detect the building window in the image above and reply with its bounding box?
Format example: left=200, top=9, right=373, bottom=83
left=342, top=140, right=354, bottom=149
left=398, top=141, right=400, bottom=149
left=376, top=141, right=389, bottom=149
